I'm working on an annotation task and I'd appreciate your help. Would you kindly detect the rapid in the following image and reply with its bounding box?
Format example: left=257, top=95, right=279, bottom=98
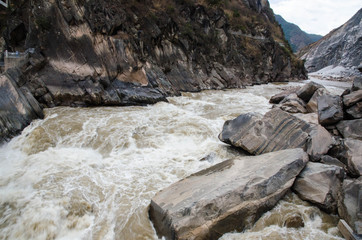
left=0, top=79, right=350, bottom=240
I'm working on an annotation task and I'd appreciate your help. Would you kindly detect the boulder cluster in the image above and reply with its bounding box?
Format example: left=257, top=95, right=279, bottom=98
left=149, top=79, right=361, bottom=240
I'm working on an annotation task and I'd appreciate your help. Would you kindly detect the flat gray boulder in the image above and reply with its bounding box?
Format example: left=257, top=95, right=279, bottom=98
left=149, top=149, right=308, bottom=240
left=318, top=95, right=344, bottom=125
left=219, top=108, right=311, bottom=155
left=338, top=177, right=362, bottom=235
left=293, top=162, right=344, bottom=213
left=337, top=120, right=362, bottom=140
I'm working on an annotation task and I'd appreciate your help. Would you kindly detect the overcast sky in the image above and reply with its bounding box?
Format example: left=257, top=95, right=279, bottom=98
left=268, top=0, right=361, bottom=36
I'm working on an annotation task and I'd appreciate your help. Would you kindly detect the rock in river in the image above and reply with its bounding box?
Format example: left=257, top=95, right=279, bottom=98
left=293, top=162, right=344, bottom=213
left=149, top=148, right=308, bottom=240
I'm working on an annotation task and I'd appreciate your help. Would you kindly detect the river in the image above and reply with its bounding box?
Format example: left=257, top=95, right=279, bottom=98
left=0, top=79, right=350, bottom=239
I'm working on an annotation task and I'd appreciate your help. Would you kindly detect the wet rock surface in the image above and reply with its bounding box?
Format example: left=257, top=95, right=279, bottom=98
left=149, top=149, right=308, bottom=240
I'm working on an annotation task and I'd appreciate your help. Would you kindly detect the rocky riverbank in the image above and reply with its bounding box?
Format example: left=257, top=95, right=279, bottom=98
left=149, top=78, right=362, bottom=239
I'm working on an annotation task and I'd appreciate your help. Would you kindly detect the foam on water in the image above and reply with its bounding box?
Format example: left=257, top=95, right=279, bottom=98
left=0, top=82, right=350, bottom=239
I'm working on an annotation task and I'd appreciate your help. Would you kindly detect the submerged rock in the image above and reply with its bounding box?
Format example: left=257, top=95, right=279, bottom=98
left=283, top=214, right=305, bottom=228
left=293, top=162, right=344, bottom=213
left=149, top=149, right=308, bottom=240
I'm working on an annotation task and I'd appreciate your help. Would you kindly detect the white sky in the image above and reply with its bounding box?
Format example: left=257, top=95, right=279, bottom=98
left=268, top=0, right=361, bottom=36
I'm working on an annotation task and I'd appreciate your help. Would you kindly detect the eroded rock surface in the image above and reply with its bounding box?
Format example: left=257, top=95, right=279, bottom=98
left=149, top=149, right=308, bottom=240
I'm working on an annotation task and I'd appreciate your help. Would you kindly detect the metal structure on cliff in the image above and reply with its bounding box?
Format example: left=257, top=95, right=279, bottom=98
left=0, top=0, right=8, bottom=8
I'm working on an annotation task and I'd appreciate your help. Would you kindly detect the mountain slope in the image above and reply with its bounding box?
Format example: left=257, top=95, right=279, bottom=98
left=299, top=8, right=362, bottom=73
left=0, top=0, right=305, bottom=109
left=275, top=14, right=322, bottom=52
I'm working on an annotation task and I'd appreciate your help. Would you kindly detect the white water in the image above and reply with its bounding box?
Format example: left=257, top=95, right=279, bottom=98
left=0, top=81, right=348, bottom=240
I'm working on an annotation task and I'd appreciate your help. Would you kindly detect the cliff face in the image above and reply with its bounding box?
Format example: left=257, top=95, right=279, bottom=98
left=275, top=14, right=322, bottom=52
left=299, top=8, right=362, bottom=73
left=1, top=0, right=305, bottom=108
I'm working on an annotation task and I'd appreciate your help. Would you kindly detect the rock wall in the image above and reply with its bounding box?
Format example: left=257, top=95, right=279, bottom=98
left=0, top=68, right=43, bottom=143
left=1, top=0, right=306, bottom=109
left=299, top=8, right=362, bottom=73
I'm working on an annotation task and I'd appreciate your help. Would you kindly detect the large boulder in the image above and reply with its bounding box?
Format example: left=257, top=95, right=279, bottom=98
left=279, top=93, right=307, bottom=113
left=293, top=162, right=344, bottom=213
left=149, top=149, right=308, bottom=240
left=317, top=95, right=344, bottom=125
left=338, top=177, right=362, bottom=235
left=219, top=109, right=311, bottom=155
left=306, top=87, right=329, bottom=113
left=329, top=138, right=362, bottom=177
left=219, top=108, right=332, bottom=160
left=343, top=90, right=362, bottom=107
left=346, top=102, right=362, bottom=119
left=306, top=124, right=334, bottom=161
left=296, top=81, right=324, bottom=102
left=218, top=113, right=262, bottom=145
left=337, top=120, right=362, bottom=140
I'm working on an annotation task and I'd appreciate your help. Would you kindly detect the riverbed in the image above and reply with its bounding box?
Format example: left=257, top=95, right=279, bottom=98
left=0, top=79, right=350, bottom=239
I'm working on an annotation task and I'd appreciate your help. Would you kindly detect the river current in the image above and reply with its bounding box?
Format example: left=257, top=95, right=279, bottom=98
left=0, top=79, right=350, bottom=239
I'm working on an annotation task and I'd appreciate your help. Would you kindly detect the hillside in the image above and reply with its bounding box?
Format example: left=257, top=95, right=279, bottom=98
left=299, top=8, right=362, bottom=74
left=0, top=0, right=305, bottom=109
left=275, top=14, right=322, bottom=52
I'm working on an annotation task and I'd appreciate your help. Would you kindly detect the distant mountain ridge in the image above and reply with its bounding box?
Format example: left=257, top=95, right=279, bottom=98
left=299, top=8, right=362, bottom=74
left=275, top=14, right=322, bottom=52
